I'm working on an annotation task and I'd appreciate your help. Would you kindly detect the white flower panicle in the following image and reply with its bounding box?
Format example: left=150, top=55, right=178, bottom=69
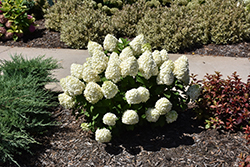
left=129, top=34, right=146, bottom=55
left=155, top=97, right=172, bottom=115
left=160, top=49, right=169, bottom=63
left=95, top=128, right=112, bottom=143
left=103, top=34, right=118, bottom=52
left=103, top=112, right=117, bottom=126
left=58, top=93, right=76, bottom=109
left=157, top=60, right=174, bottom=85
left=109, top=52, right=121, bottom=64
left=120, top=56, right=139, bottom=77
left=137, top=87, right=150, bottom=103
left=63, top=76, right=85, bottom=96
left=91, top=50, right=109, bottom=74
left=186, top=84, right=201, bottom=101
left=160, top=59, right=174, bottom=71
left=138, top=51, right=158, bottom=79
left=84, top=82, right=103, bottom=104
left=101, top=81, right=118, bottom=99
left=173, top=55, right=190, bottom=85
left=152, top=50, right=162, bottom=67
left=165, top=110, right=178, bottom=124
left=119, top=46, right=134, bottom=61
left=60, top=77, right=67, bottom=92
left=122, top=110, right=139, bottom=125
left=145, top=108, right=160, bottom=122
left=87, top=40, right=103, bottom=56
left=82, top=66, right=100, bottom=83
left=105, top=53, right=121, bottom=83
left=125, top=88, right=141, bottom=104
left=70, top=63, right=84, bottom=79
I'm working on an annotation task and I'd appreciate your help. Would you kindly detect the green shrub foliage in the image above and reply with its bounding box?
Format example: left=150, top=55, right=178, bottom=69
left=0, top=55, right=60, bottom=166
left=60, top=5, right=112, bottom=49
left=44, top=0, right=97, bottom=31
left=191, top=72, right=250, bottom=144
left=111, top=0, right=149, bottom=38
left=137, top=0, right=250, bottom=52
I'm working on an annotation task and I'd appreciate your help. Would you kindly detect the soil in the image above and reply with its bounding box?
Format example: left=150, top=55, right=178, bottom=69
left=1, top=19, right=250, bottom=167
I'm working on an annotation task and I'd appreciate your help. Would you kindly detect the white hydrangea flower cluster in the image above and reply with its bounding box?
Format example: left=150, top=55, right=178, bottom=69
left=160, top=49, right=169, bottom=63
left=120, top=56, right=138, bottom=77
left=95, top=128, right=112, bottom=143
left=165, top=110, right=178, bottom=124
left=173, top=55, right=190, bottom=85
left=137, top=87, right=150, bottom=103
left=90, top=50, right=109, bottom=74
left=103, top=34, right=118, bottom=52
left=58, top=93, right=76, bottom=109
left=152, top=50, right=162, bottom=67
left=87, top=40, right=103, bottom=56
left=60, top=76, right=85, bottom=97
left=101, top=81, right=118, bottom=99
left=157, top=60, right=175, bottom=86
left=155, top=97, right=172, bottom=115
left=82, top=66, right=100, bottom=83
left=105, top=52, right=121, bottom=83
left=186, top=84, right=201, bottom=101
left=119, top=46, right=134, bottom=61
left=84, top=82, right=103, bottom=104
left=122, top=110, right=139, bottom=125
left=102, top=112, right=117, bottom=126
left=138, top=51, right=158, bottom=79
left=70, top=63, right=83, bottom=79
left=125, top=87, right=150, bottom=104
left=145, top=108, right=160, bottom=122
left=129, top=34, right=146, bottom=55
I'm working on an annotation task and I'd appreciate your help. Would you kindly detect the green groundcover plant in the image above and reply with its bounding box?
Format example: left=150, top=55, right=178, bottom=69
left=0, top=55, right=60, bottom=166
left=0, top=0, right=36, bottom=41
left=58, top=34, right=201, bottom=143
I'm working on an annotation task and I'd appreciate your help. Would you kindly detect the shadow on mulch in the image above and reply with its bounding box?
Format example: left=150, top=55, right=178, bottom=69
left=105, top=108, right=204, bottom=155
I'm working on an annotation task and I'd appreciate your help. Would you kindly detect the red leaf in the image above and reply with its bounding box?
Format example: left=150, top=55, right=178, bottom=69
left=236, top=117, right=242, bottom=125
left=245, top=155, right=250, bottom=162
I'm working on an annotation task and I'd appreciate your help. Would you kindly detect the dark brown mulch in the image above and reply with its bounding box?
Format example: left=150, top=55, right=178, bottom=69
left=5, top=105, right=250, bottom=167
left=0, top=19, right=250, bottom=58
left=1, top=19, right=250, bottom=167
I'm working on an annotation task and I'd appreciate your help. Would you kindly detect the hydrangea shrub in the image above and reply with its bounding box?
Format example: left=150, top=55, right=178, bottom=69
left=0, top=0, right=36, bottom=41
left=58, top=34, right=196, bottom=143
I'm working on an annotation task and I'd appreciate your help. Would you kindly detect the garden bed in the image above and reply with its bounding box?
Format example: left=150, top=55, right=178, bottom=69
left=1, top=18, right=250, bottom=167
left=5, top=104, right=250, bottom=167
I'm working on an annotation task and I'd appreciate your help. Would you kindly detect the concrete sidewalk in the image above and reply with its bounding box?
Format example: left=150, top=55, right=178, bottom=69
left=1, top=46, right=249, bottom=91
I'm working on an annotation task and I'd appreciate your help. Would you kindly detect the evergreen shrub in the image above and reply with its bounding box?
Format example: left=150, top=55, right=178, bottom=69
left=0, top=55, right=60, bottom=166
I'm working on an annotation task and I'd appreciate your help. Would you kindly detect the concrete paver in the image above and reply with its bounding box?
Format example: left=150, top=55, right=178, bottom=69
left=1, top=46, right=249, bottom=91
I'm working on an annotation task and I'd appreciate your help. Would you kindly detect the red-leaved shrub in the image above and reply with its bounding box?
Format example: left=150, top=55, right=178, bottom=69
left=191, top=71, right=250, bottom=144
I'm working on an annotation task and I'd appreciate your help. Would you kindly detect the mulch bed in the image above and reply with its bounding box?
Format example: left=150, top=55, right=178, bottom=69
left=1, top=19, right=250, bottom=167
left=5, top=105, right=250, bottom=167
